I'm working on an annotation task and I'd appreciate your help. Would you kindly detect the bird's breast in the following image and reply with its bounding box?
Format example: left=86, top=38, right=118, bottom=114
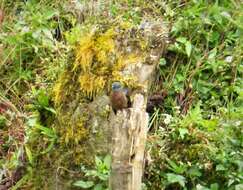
left=110, top=91, right=128, bottom=111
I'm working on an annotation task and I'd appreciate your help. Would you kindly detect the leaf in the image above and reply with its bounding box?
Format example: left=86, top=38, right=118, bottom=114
left=185, top=41, right=192, bottom=57
left=104, top=154, right=111, bottom=169
left=216, top=164, right=226, bottom=171
left=44, top=107, right=56, bottom=114
left=210, top=183, right=219, bottom=190
left=176, top=37, right=187, bottom=44
left=95, top=156, right=102, bottom=167
left=167, top=159, right=186, bottom=174
left=37, top=90, right=49, bottom=107
left=94, top=183, right=103, bottom=190
left=0, top=115, right=7, bottom=128
left=97, top=173, right=108, bottom=181
left=235, top=184, right=243, bottom=190
left=188, top=166, right=202, bottom=177
left=159, top=58, right=167, bottom=66
left=86, top=170, right=99, bottom=177
left=25, top=145, right=33, bottom=165
left=227, top=179, right=235, bottom=187
left=73, top=180, right=94, bottom=188
left=35, top=124, right=56, bottom=138
left=178, top=128, right=189, bottom=139
left=196, top=184, right=210, bottom=190
left=27, top=115, right=39, bottom=127
left=208, top=48, right=217, bottom=60
left=166, top=173, right=186, bottom=187
left=44, top=10, right=59, bottom=20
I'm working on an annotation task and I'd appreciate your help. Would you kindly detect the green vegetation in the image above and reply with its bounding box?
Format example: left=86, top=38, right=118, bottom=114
left=0, top=0, right=242, bottom=190
left=73, top=155, right=111, bottom=190
left=145, top=1, right=243, bottom=189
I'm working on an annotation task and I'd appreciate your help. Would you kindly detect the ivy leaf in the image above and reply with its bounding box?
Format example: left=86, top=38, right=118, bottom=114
left=210, top=183, right=219, bottom=190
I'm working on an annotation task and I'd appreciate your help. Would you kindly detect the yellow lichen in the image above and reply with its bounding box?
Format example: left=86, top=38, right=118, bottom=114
left=70, top=28, right=119, bottom=99
left=74, top=35, right=94, bottom=72
left=53, top=25, right=144, bottom=103
left=52, top=82, right=63, bottom=105
left=120, top=21, right=133, bottom=30
left=52, top=71, right=71, bottom=105
left=58, top=113, right=89, bottom=145
left=79, top=73, right=106, bottom=99
left=94, top=29, right=116, bottom=64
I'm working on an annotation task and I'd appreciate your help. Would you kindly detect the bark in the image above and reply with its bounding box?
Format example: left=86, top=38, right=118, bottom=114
left=110, top=94, right=148, bottom=190
left=109, top=19, right=168, bottom=190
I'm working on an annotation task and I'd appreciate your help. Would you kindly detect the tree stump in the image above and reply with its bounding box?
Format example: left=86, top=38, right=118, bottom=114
left=106, top=18, right=168, bottom=189
left=110, top=94, right=148, bottom=190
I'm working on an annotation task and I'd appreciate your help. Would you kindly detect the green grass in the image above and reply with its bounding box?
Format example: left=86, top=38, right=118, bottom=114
left=144, top=0, right=243, bottom=189
left=0, top=0, right=242, bottom=189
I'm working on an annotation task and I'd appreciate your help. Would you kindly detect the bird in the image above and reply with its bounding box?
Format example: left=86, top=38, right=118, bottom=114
left=110, top=82, right=130, bottom=113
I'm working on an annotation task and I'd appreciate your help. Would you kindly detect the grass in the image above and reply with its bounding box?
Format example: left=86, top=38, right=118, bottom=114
left=0, top=0, right=242, bottom=190
left=144, top=1, right=243, bottom=189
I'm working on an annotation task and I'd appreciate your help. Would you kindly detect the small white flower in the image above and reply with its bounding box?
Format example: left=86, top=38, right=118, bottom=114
left=235, top=121, right=241, bottom=126
left=225, top=56, right=233, bottom=63
left=221, top=11, right=231, bottom=18
left=162, top=114, right=172, bottom=125
left=175, top=106, right=181, bottom=114
left=22, top=26, right=29, bottom=33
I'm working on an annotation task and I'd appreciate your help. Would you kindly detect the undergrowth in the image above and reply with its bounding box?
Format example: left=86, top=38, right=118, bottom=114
left=145, top=0, right=243, bottom=190
left=0, top=0, right=242, bottom=190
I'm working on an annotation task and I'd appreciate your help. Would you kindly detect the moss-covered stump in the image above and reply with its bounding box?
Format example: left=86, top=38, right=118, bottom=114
left=26, top=19, right=168, bottom=189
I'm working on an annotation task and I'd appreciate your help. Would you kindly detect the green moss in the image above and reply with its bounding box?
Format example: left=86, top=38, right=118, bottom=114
left=33, top=20, right=151, bottom=189
left=50, top=20, right=150, bottom=164
left=53, top=22, right=147, bottom=105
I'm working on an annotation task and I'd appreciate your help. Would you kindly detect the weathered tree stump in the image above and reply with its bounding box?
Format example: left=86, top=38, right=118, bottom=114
left=53, top=2, right=168, bottom=187
left=110, top=94, right=148, bottom=190
left=106, top=18, right=168, bottom=189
